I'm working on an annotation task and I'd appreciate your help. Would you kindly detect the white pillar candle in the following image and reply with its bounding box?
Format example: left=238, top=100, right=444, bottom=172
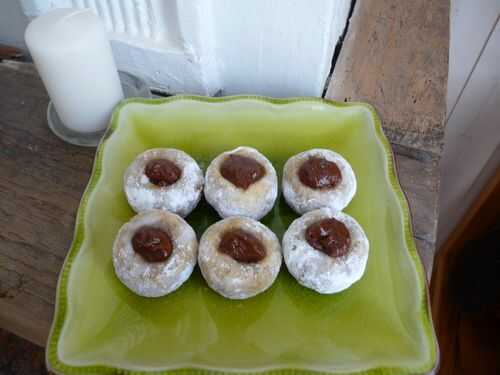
left=25, top=8, right=124, bottom=133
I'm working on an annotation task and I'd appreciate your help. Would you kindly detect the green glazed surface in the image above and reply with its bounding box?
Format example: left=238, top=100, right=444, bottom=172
left=47, top=96, right=437, bottom=375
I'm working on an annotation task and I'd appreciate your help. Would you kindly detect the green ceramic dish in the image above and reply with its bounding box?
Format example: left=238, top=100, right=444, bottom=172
left=46, top=96, right=437, bottom=375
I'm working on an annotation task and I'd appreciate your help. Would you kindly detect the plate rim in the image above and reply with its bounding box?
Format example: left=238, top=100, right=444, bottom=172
left=46, top=95, right=438, bottom=375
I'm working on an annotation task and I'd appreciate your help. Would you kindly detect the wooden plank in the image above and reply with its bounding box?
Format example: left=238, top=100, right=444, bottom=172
left=395, top=149, right=440, bottom=279
left=327, top=0, right=449, bottom=156
left=0, top=328, right=47, bottom=373
left=394, top=149, right=440, bottom=245
left=326, top=0, right=449, bottom=276
left=0, top=63, right=94, bottom=346
left=0, top=44, right=23, bottom=61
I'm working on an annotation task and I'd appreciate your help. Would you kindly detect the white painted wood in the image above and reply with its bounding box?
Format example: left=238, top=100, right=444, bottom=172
left=207, top=0, right=351, bottom=96
left=10, top=0, right=349, bottom=96
left=176, top=0, right=220, bottom=93
left=446, top=0, right=500, bottom=117
left=438, top=19, right=500, bottom=245
left=19, top=1, right=190, bottom=52
left=19, top=0, right=71, bottom=17
left=16, top=0, right=210, bottom=94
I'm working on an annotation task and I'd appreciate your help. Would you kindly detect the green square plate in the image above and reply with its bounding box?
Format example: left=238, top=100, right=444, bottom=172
left=47, top=96, right=437, bottom=375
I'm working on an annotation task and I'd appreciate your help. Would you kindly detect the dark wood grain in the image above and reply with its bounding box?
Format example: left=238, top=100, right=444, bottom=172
left=0, top=62, right=94, bottom=346
left=395, top=150, right=440, bottom=244
left=431, top=169, right=500, bottom=375
left=0, top=328, right=48, bottom=374
left=0, top=45, right=23, bottom=61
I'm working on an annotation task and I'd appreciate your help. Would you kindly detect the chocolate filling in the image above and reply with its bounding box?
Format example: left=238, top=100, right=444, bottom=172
left=145, top=159, right=181, bottom=187
left=298, top=157, right=342, bottom=189
left=219, top=229, right=266, bottom=263
left=132, top=226, right=173, bottom=262
left=305, top=218, right=351, bottom=257
left=220, top=154, right=265, bottom=189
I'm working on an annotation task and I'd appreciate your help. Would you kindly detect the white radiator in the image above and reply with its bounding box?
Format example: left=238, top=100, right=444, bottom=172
left=22, top=0, right=183, bottom=49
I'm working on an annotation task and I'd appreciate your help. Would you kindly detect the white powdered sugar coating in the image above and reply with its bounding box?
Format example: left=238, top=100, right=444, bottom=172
left=124, top=148, right=204, bottom=217
left=112, top=210, right=198, bottom=297
left=283, top=208, right=369, bottom=294
left=282, top=148, right=356, bottom=214
left=204, top=146, right=278, bottom=220
left=198, top=216, right=282, bottom=300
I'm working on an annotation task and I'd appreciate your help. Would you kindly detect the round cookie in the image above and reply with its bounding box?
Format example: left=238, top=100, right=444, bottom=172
left=204, top=146, right=278, bottom=220
left=112, top=209, right=198, bottom=297
left=124, top=148, right=204, bottom=217
left=283, top=208, right=369, bottom=294
left=282, top=149, right=356, bottom=214
left=198, top=216, right=282, bottom=299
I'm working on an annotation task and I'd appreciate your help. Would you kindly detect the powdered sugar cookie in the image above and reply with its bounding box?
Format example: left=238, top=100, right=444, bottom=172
left=204, top=146, right=278, bottom=220
left=112, top=210, right=198, bottom=297
left=283, top=208, right=369, bottom=294
left=198, top=216, right=282, bottom=299
left=282, top=149, right=356, bottom=214
left=124, top=148, right=204, bottom=217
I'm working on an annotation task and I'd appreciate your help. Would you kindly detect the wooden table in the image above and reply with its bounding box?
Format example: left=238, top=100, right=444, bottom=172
left=0, top=0, right=449, bottom=348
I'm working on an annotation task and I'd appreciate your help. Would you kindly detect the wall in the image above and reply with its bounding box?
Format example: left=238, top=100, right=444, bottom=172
left=0, top=0, right=351, bottom=97
left=0, top=1, right=29, bottom=50
left=15, top=0, right=212, bottom=94
left=438, top=1, right=500, bottom=245
left=208, top=0, right=351, bottom=97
